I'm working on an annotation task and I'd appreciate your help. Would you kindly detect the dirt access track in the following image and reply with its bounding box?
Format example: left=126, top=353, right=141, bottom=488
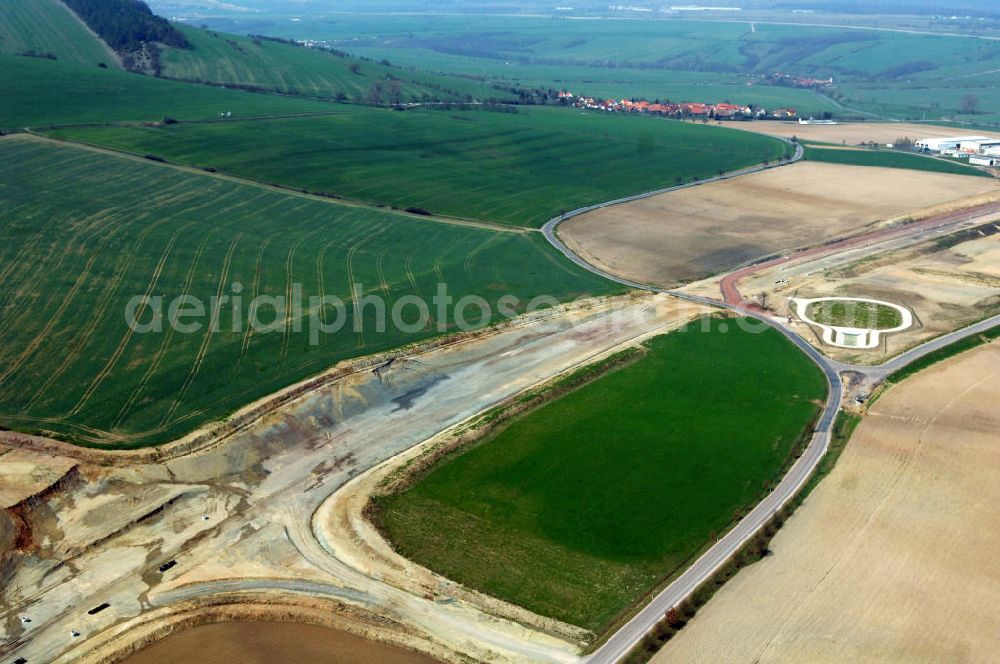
left=730, top=120, right=1000, bottom=146
left=655, top=339, right=1000, bottom=664
left=0, top=293, right=710, bottom=664
left=559, top=161, right=999, bottom=288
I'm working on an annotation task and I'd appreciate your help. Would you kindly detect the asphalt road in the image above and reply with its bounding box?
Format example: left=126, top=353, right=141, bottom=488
left=6, top=129, right=996, bottom=664
left=585, top=308, right=1000, bottom=664
left=541, top=146, right=999, bottom=664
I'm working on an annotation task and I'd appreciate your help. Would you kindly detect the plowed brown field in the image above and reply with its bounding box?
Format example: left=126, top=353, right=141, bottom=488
left=559, top=162, right=997, bottom=288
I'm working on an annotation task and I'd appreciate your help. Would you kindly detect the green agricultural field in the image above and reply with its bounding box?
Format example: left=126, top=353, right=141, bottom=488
left=337, top=49, right=841, bottom=116
left=0, top=55, right=342, bottom=131
left=48, top=106, right=788, bottom=227
left=806, top=300, right=904, bottom=330
left=376, top=317, right=827, bottom=633
left=0, top=136, right=617, bottom=447
left=215, top=13, right=1000, bottom=122
left=803, top=145, right=989, bottom=177
left=0, top=0, right=115, bottom=67
left=159, top=26, right=496, bottom=104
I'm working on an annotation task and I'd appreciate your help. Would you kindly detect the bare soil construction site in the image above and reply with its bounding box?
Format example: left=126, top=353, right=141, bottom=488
left=558, top=162, right=998, bottom=289
left=654, top=340, right=1000, bottom=664
left=732, top=219, right=1000, bottom=363
left=0, top=293, right=710, bottom=664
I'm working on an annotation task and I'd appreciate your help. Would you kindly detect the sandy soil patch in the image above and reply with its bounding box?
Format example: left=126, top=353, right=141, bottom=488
left=735, top=221, right=1000, bottom=363
left=731, top=121, right=1000, bottom=146
left=655, top=340, right=1000, bottom=664
left=0, top=446, right=76, bottom=508
left=560, top=162, right=998, bottom=288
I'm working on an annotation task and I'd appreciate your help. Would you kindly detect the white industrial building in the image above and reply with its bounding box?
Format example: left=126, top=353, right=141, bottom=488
left=959, top=139, right=1000, bottom=153
left=971, top=155, right=1000, bottom=167
left=915, top=135, right=990, bottom=152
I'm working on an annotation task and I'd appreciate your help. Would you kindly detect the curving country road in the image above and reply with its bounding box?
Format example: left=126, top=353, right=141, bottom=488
left=5, top=129, right=999, bottom=664
left=541, top=153, right=1000, bottom=664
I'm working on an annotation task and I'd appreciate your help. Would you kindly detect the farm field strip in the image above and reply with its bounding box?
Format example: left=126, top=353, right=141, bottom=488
left=561, top=160, right=999, bottom=289
left=45, top=105, right=788, bottom=227
left=0, top=136, right=617, bottom=446
left=376, top=317, right=827, bottom=633
left=228, top=13, right=1000, bottom=123
left=803, top=144, right=989, bottom=177
left=0, top=54, right=344, bottom=132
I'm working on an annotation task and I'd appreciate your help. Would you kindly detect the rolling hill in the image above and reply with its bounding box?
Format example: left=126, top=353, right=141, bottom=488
left=0, top=0, right=117, bottom=67
left=0, top=55, right=337, bottom=131
left=2, top=0, right=508, bottom=106
left=48, top=107, right=788, bottom=227
left=159, top=25, right=494, bottom=103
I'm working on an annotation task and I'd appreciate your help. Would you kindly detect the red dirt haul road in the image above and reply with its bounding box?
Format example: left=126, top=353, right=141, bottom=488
left=720, top=200, right=1000, bottom=308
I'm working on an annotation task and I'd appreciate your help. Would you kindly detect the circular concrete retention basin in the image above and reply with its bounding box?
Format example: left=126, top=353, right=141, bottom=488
left=791, top=296, right=913, bottom=349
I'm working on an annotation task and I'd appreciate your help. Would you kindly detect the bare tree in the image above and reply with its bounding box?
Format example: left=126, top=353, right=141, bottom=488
left=366, top=81, right=384, bottom=105
left=387, top=80, right=403, bottom=105
left=960, top=94, right=979, bottom=115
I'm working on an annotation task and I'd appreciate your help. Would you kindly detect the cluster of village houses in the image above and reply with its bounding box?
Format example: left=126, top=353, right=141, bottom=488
left=559, top=91, right=799, bottom=120
left=764, top=73, right=834, bottom=89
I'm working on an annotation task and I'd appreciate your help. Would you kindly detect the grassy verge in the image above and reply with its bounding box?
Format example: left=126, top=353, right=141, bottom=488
left=803, top=145, right=989, bottom=177
left=374, top=317, right=826, bottom=634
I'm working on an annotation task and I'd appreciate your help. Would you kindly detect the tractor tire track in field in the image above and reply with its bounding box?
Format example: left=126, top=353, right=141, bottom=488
left=315, top=224, right=368, bottom=327
left=5, top=415, right=128, bottom=445
left=0, top=204, right=131, bottom=338
left=28, top=132, right=525, bottom=236
left=67, top=223, right=192, bottom=418
left=345, top=226, right=389, bottom=350
left=316, top=237, right=340, bottom=326
left=376, top=247, right=392, bottom=299
left=463, top=234, right=504, bottom=279
left=0, top=214, right=59, bottom=286
left=162, top=233, right=243, bottom=426
left=235, top=234, right=276, bottom=374
left=404, top=255, right=422, bottom=296
left=113, top=230, right=217, bottom=429
left=0, top=214, right=90, bottom=334
left=280, top=236, right=306, bottom=365
left=0, top=252, right=101, bottom=386
left=22, top=220, right=167, bottom=412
